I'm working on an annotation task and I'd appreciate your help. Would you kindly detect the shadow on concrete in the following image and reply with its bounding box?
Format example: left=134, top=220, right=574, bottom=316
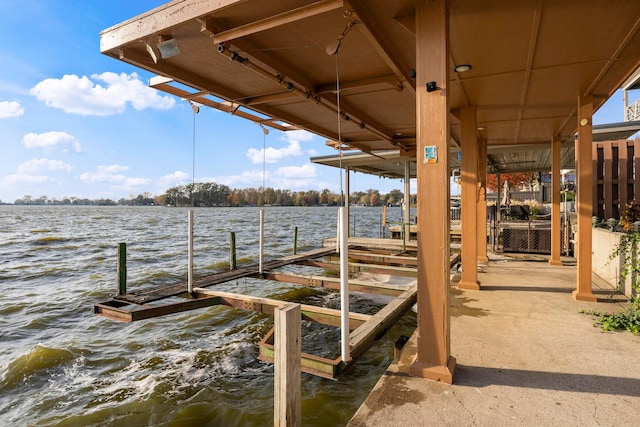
left=455, top=364, right=640, bottom=397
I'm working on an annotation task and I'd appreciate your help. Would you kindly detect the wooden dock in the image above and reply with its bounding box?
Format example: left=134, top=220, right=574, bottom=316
left=94, top=238, right=459, bottom=379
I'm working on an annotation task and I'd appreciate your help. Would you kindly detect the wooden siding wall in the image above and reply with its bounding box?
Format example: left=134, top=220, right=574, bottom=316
left=593, top=139, right=640, bottom=219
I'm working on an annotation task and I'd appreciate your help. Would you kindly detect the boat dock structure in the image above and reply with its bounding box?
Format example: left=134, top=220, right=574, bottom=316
left=95, top=1, right=640, bottom=424
left=95, top=238, right=458, bottom=380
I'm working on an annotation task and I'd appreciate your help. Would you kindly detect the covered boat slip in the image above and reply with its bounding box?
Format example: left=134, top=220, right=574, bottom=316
left=99, top=0, right=640, bottom=383
left=94, top=239, right=458, bottom=379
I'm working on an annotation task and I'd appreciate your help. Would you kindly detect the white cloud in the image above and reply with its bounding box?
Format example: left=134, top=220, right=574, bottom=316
left=79, top=172, right=127, bottom=183
left=17, top=158, right=72, bottom=173
left=157, top=170, right=189, bottom=188
left=0, top=101, right=24, bottom=118
left=29, top=72, right=175, bottom=116
left=2, top=174, right=54, bottom=184
left=212, top=170, right=266, bottom=187
left=273, top=163, right=318, bottom=179
left=247, top=140, right=302, bottom=164
left=79, top=165, right=150, bottom=191
left=285, top=129, right=314, bottom=143
left=22, top=131, right=81, bottom=152
left=98, top=164, right=129, bottom=173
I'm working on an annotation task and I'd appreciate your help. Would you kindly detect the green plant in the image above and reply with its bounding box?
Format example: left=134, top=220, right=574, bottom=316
left=598, top=201, right=640, bottom=334
left=619, top=201, right=640, bottom=231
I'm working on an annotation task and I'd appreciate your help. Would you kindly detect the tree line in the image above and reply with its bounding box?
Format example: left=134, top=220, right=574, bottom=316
left=10, top=184, right=409, bottom=207
left=159, top=183, right=409, bottom=207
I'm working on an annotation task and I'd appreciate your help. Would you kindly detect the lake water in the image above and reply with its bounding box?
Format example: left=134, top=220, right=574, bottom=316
left=0, top=205, right=416, bottom=426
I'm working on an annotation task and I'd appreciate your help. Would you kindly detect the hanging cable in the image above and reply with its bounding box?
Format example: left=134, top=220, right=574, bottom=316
left=188, top=101, right=200, bottom=207
left=260, top=124, right=269, bottom=205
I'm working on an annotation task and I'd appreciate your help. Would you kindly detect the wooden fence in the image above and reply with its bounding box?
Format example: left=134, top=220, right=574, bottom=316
left=593, top=139, right=640, bottom=220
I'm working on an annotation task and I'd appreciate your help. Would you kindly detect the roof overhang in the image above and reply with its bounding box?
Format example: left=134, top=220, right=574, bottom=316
left=100, top=0, right=640, bottom=165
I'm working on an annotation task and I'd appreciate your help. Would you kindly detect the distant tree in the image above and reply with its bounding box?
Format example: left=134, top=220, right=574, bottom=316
left=486, top=172, right=538, bottom=192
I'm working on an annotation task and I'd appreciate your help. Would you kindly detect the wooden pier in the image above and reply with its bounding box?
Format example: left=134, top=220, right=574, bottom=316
left=94, top=238, right=459, bottom=379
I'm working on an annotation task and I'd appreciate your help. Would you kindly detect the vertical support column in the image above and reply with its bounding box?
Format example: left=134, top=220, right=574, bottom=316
left=410, top=0, right=455, bottom=383
left=230, top=232, right=237, bottom=270
left=117, top=242, right=127, bottom=295
left=493, top=173, right=502, bottom=251
left=339, top=206, right=350, bottom=363
left=345, top=167, right=351, bottom=236
left=459, top=106, right=480, bottom=290
left=573, top=95, right=596, bottom=301
left=188, top=209, right=194, bottom=293
left=274, top=303, right=301, bottom=427
left=404, top=160, right=412, bottom=244
left=549, top=135, right=563, bottom=266
left=477, top=137, right=488, bottom=263
left=259, top=208, right=264, bottom=274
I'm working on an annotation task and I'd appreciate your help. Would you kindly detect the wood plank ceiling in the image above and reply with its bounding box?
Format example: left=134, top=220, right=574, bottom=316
left=100, top=0, right=640, bottom=174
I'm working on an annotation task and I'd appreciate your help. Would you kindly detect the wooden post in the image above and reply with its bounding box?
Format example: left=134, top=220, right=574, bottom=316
left=230, top=231, right=237, bottom=270
left=549, top=135, right=563, bottom=266
left=404, top=160, right=411, bottom=244
left=410, top=0, right=455, bottom=383
left=459, top=105, right=480, bottom=290
left=477, top=137, right=488, bottom=263
left=274, top=303, right=301, bottom=427
left=574, top=95, right=596, bottom=301
left=117, top=242, right=126, bottom=295
left=293, top=226, right=298, bottom=255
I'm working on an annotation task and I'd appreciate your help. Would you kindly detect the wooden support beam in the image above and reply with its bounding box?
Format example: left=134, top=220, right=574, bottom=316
left=477, top=137, right=488, bottom=263
left=549, top=135, right=563, bottom=266
left=411, top=0, right=456, bottom=384
left=194, top=288, right=369, bottom=329
left=296, top=259, right=418, bottom=277
left=326, top=250, right=418, bottom=266
left=274, top=303, right=301, bottom=427
left=349, top=284, right=417, bottom=359
left=573, top=95, right=596, bottom=302
left=94, top=295, right=221, bottom=323
left=207, top=0, right=344, bottom=44
left=458, top=106, right=480, bottom=290
left=346, top=0, right=416, bottom=94
left=259, top=271, right=410, bottom=297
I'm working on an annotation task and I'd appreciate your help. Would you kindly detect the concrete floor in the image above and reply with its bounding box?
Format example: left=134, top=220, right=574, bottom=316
left=348, top=256, right=639, bottom=426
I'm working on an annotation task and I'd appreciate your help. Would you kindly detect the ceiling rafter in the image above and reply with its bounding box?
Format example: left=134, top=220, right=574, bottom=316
left=345, top=0, right=416, bottom=95
left=204, top=0, right=344, bottom=44
left=199, top=16, right=397, bottom=145
left=514, top=0, right=543, bottom=144
left=556, top=13, right=640, bottom=139
left=215, top=45, right=394, bottom=143
left=149, top=78, right=291, bottom=131
left=315, top=74, right=399, bottom=93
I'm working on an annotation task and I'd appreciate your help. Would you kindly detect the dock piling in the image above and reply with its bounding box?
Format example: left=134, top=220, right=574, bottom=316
left=117, top=242, right=126, bottom=295
left=230, top=231, right=237, bottom=270
left=274, top=303, right=301, bottom=427
left=293, top=226, right=298, bottom=255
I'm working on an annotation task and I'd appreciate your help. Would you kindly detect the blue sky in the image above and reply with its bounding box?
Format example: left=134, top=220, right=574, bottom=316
left=0, top=1, right=635, bottom=203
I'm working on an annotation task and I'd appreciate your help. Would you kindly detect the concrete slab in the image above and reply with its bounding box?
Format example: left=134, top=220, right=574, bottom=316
left=349, top=260, right=639, bottom=426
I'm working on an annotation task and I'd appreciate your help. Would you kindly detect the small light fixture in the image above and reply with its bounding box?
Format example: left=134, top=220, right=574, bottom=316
left=579, top=118, right=589, bottom=126
left=477, top=126, right=486, bottom=131
left=454, top=64, right=472, bottom=73
left=157, top=37, right=180, bottom=59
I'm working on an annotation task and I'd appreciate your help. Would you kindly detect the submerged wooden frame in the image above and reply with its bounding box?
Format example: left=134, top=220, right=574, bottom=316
left=94, top=240, right=458, bottom=379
